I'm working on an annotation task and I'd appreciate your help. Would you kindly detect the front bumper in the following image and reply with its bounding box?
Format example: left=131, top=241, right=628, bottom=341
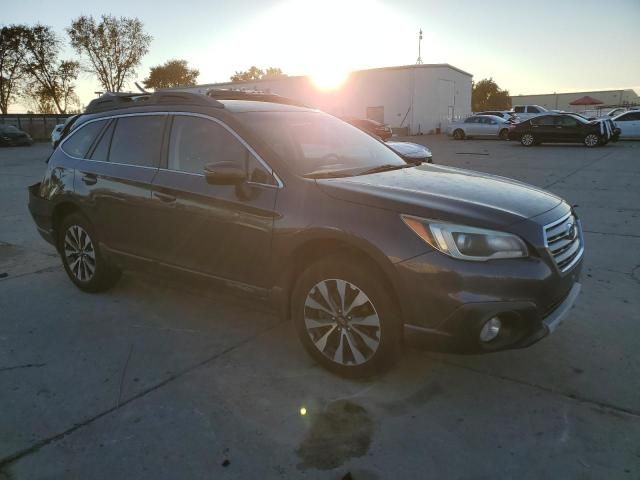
left=396, top=238, right=583, bottom=352
left=403, top=280, right=582, bottom=352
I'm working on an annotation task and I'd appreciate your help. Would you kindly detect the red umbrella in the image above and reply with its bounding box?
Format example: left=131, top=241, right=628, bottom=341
left=569, top=95, right=604, bottom=106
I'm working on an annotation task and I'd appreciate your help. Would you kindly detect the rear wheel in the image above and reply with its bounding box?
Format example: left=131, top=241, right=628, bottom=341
left=584, top=133, right=600, bottom=147
left=59, top=213, right=121, bottom=292
left=499, top=129, right=509, bottom=140
left=453, top=129, right=465, bottom=140
left=292, top=255, right=400, bottom=377
left=520, top=133, right=535, bottom=146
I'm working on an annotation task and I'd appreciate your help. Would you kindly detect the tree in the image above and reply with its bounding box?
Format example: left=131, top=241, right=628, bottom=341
left=0, top=25, right=30, bottom=114
left=263, top=67, right=285, bottom=79
left=143, top=59, right=199, bottom=90
left=22, top=25, right=80, bottom=114
left=472, top=78, right=511, bottom=112
left=22, top=82, right=57, bottom=114
left=68, top=15, right=152, bottom=92
left=230, top=66, right=286, bottom=82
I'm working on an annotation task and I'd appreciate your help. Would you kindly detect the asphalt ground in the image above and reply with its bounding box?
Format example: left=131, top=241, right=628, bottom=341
left=1, top=137, right=639, bottom=479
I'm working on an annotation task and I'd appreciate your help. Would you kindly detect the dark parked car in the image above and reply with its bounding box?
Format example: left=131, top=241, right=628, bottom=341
left=341, top=116, right=393, bottom=141
left=508, top=113, right=618, bottom=147
left=29, top=91, right=583, bottom=377
left=0, top=124, right=33, bottom=146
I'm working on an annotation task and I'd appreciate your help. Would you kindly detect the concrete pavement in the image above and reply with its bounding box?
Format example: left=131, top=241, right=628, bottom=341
left=1, top=139, right=638, bottom=479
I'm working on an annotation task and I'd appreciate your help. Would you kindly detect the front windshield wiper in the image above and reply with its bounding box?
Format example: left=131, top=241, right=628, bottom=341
left=355, top=163, right=414, bottom=176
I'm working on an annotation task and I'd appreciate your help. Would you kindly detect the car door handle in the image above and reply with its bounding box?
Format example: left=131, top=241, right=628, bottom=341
left=81, top=173, right=97, bottom=185
left=153, top=192, right=176, bottom=203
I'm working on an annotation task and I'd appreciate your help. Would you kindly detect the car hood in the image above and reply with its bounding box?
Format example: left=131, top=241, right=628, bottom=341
left=317, top=164, right=564, bottom=229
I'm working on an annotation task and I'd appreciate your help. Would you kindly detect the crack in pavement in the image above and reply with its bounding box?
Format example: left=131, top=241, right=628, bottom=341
left=0, top=363, right=46, bottom=373
left=0, top=265, right=60, bottom=282
left=543, top=151, right=614, bottom=189
left=0, top=319, right=285, bottom=469
left=583, top=230, right=640, bottom=240
left=432, top=356, right=640, bottom=419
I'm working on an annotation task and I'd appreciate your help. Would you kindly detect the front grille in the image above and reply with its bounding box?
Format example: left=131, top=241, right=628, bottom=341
left=543, top=212, right=583, bottom=273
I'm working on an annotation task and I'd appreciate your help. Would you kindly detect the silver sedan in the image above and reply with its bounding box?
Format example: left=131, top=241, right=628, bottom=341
left=447, top=115, right=510, bottom=140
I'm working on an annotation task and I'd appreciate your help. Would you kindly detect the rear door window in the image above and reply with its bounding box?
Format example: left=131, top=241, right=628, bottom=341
left=514, top=106, right=525, bottom=113
left=555, top=116, right=579, bottom=127
left=89, top=120, right=115, bottom=162
left=618, top=112, right=640, bottom=121
left=61, top=120, right=107, bottom=158
left=527, top=106, right=540, bottom=113
left=109, top=115, right=166, bottom=167
left=531, top=116, right=554, bottom=126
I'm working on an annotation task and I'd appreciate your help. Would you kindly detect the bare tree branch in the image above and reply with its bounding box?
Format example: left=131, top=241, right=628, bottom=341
left=68, top=15, right=152, bottom=92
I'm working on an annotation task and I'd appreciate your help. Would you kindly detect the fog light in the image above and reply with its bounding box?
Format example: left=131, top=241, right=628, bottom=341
left=480, top=317, right=502, bottom=342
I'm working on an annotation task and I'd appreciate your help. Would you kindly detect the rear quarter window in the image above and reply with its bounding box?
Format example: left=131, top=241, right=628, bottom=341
left=61, top=120, right=107, bottom=158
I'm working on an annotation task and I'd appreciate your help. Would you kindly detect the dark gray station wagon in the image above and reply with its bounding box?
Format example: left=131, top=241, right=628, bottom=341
left=29, top=91, right=583, bottom=377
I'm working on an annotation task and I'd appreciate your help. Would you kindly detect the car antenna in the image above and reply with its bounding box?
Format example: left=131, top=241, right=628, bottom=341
left=134, top=82, right=150, bottom=94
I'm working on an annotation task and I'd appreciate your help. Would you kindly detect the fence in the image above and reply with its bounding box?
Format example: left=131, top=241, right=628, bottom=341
left=0, top=114, right=72, bottom=141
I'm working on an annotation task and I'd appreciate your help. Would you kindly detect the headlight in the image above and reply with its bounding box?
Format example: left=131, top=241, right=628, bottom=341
left=401, top=215, right=528, bottom=261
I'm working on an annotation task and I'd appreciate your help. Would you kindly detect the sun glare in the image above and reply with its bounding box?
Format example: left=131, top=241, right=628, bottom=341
left=310, top=69, right=349, bottom=91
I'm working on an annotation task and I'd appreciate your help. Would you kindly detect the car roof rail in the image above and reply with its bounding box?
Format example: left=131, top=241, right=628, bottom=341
left=205, top=88, right=309, bottom=107
left=84, top=91, right=224, bottom=114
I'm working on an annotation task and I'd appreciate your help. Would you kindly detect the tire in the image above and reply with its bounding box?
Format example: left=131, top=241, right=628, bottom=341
left=584, top=133, right=600, bottom=148
left=58, top=212, right=121, bottom=292
left=453, top=129, right=465, bottom=140
left=499, top=129, right=509, bottom=140
left=520, top=133, right=535, bottom=146
left=291, top=254, right=401, bottom=378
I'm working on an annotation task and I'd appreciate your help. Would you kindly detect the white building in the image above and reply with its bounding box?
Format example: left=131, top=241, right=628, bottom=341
left=511, top=89, right=640, bottom=112
left=174, top=64, right=473, bottom=135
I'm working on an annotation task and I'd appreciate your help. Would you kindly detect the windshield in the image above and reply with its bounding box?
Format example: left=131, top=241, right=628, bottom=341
left=237, top=111, right=406, bottom=178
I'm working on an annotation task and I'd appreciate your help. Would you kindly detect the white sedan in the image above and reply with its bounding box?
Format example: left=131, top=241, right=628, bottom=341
left=447, top=115, right=510, bottom=140
left=612, top=111, right=640, bottom=139
left=50, top=124, right=64, bottom=148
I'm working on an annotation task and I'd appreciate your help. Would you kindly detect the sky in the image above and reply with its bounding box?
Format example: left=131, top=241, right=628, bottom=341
left=6, top=0, right=640, bottom=112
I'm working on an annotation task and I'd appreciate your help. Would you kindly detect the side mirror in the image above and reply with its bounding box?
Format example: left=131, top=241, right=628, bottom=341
left=204, top=161, right=246, bottom=185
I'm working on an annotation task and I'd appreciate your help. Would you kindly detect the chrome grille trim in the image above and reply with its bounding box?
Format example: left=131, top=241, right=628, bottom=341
left=543, top=212, right=583, bottom=273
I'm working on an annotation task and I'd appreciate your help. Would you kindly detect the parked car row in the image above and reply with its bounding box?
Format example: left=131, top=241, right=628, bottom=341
left=449, top=110, right=640, bottom=146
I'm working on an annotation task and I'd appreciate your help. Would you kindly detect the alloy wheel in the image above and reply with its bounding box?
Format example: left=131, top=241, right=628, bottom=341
left=521, top=133, right=534, bottom=146
left=303, top=278, right=381, bottom=366
left=454, top=130, right=464, bottom=140
left=64, top=225, right=96, bottom=282
left=584, top=133, right=599, bottom=147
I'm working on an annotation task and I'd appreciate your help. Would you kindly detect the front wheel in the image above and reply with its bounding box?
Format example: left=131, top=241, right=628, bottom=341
left=453, top=129, right=465, bottom=140
left=520, top=133, right=535, bottom=146
left=291, top=255, right=400, bottom=377
left=584, top=133, right=600, bottom=148
left=59, top=213, right=121, bottom=292
left=499, top=129, right=509, bottom=140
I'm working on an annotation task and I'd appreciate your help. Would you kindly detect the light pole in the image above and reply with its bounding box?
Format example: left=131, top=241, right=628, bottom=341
left=416, top=29, right=423, bottom=64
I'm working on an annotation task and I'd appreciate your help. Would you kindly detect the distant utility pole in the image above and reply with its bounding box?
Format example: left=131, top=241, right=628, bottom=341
left=416, top=29, right=423, bottom=64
